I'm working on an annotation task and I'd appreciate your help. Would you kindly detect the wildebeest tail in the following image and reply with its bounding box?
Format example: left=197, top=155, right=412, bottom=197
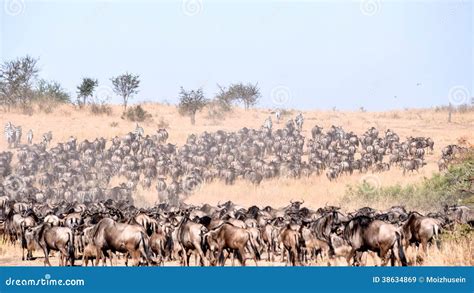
left=433, top=224, right=441, bottom=250
left=396, top=231, right=407, bottom=266
left=20, top=223, right=27, bottom=249
left=247, top=232, right=261, bottom=261
left=139, top=232, right=154, bottom=265
left=68, top=230, right=75, bottom=266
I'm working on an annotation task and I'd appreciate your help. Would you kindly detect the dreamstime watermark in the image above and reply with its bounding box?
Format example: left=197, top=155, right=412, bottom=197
left=94, top=85, right=114, bottom=103
left=4, top=0, right=25, bottom=16
left=5, top=273, right=85, bottom=287
left=181, top=0, right=203, bottom=16
left=1, top=174, right=26, bottom=196
left=182, top=174, right=204, bottom=194
left=359, top=0, right=381, bottom=16
left=271, top=85, right=292, bottom=107
left=359, top=174, right=381, bottom=194
left=448, top=85, right=471, bottom=106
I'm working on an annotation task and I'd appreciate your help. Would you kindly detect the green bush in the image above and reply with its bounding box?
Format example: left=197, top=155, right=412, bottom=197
left=342, top=150, right=474, bottom=212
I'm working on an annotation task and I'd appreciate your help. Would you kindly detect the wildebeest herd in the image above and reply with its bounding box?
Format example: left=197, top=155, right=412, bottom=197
left=0, top=199, right=472, bottom=266
left=0, top=115, right=471, bottom=266
left=1, top=115, right=438, bottom=206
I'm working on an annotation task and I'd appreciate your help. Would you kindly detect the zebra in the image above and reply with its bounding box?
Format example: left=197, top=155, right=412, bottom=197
left=4, top=122, right=16, bottom=148
left=263, top=116, right=272, bottom=130
left=42, top=131, right=53, bottom=146
left=295, top=113, right=304, bottom=131
left=134, top=124, right=144, bottom=139
left=27, top=129, right=33, bottom=144
left=275, top=110, right=281, bottom=124
left=14, top=126, right=22, bottom=147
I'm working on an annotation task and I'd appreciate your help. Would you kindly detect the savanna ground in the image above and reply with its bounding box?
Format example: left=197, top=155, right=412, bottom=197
left=0, top=103, right=473, bottom=266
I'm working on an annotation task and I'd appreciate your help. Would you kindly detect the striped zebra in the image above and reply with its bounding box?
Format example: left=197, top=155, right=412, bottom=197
left=4, top=122, right=15, bottom=148
left=42, top=131, right=53, bottom=146
left=14, top=126, right=22, bottom=147
left=27, top=129, right=33, bottom=144
left=275, top=110, right=281, bottom=123
left=295, top=113, right=304, bottom=131
left=134, top=124, right=144, bottom=139
left=263, top=116, right=272, bottom=130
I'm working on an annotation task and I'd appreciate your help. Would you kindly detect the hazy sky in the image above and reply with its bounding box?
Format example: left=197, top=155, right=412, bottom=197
left=0, top=0, right=472, bottom=110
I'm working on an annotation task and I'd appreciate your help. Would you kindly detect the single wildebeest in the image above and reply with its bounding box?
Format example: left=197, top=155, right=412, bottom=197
left=177, top=219, right=208, bottom=266
left=279, top=224, right=301, bottom=266
left=205, top=223, right=260, bottom=266
left=343, top=216, right=407, bottom=266
left=402, top=212, right=441, bottom=260
left=92, top=218, right=154, bottom=266
left=24, top=223, right=75, bottom=266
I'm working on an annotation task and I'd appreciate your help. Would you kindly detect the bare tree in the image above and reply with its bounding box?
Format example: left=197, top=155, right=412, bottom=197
left=178, top=87, right=208, bottom=125
left=77, top=78, right=98, bottom=107
left=111, top=72, right=140, bottom=111
left=0, top=55, right=39, bottom=110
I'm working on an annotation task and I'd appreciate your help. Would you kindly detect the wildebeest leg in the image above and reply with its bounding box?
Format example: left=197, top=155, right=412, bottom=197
left=218, top=248, right=225, bottom=266
left=253, top=250, right=259, bottom=267
left=132, top=251, right=141, bottom=266
left=95, top=247, right=102, bottom=266
left=390, top=249, right=396, bottom=266
left=60, top=246, right=70, bottom=266
left=43, top=247, right=51, bottom=266
left=414, top=245, right=419, bottom=266
left=379, top=247, right=389, bottom=266
left=238, top=248, right=246, bottom=266
left=346, top=248, right=356, bottom=266
left=186, top=249, right=191, bottom=266
left=421, top=239, right=428, bottom=257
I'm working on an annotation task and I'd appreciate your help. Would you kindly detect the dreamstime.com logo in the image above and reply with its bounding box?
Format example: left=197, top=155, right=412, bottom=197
left=3, top=0, right=25, bottom=16
left=271, top=85, right=292, bottom=107
left=359, top=174, right=381, bottom=194
left=182, top=0, right=203, bottom=16
left=359, top=0, right=381, bottom=16
left=4, top=274, right=85, bottom=287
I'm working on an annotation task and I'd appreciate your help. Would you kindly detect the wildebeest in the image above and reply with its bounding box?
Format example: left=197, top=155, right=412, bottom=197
left=205, top=222, right=260, bottom=266
left=92, top=218, right=154, bottom=266
left=343, top=216, right=407, bottom=266
left=402, top=212, right=441, bottom=258
left=24, top=223, right=75, bottom=266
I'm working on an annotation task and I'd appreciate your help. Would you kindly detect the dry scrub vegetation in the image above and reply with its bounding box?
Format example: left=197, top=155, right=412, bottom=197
left=1, top=103, right=473, bottom=211
left=0, top=103, right=473, bottom=266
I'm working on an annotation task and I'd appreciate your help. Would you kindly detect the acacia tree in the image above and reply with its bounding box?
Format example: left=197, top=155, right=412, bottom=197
left=77, top=78, right=98, bottom=107
left=0, top=55, right=39, bottom=110
left=178, top=87, right=208, bottom=125
left=36, top=79, right=70, bottom=103
left=220, top=82, right=261, bottom=110
left=111, top=72, right=140, bottom=111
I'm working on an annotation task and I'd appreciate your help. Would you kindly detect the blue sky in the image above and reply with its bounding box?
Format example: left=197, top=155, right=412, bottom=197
left=0, top=0, right=472, bottom=110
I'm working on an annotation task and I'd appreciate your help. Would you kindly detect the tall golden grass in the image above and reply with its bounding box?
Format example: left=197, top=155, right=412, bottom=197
left=0, top=103, right=472, bottom=266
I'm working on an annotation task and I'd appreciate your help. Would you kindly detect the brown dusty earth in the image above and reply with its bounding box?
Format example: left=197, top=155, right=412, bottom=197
left=0, top=237, right=472, bottom=267
left=1, top=104, right=472, bottom=210
left=0, top=104, right=473, bottom=266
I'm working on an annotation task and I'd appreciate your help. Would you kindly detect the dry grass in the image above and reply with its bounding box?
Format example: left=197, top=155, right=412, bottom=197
left=0, top=103, right=473, bottom=266
left=1, top=104, right=473, bottom=212
left=0, top=232, right=471, bottom=267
